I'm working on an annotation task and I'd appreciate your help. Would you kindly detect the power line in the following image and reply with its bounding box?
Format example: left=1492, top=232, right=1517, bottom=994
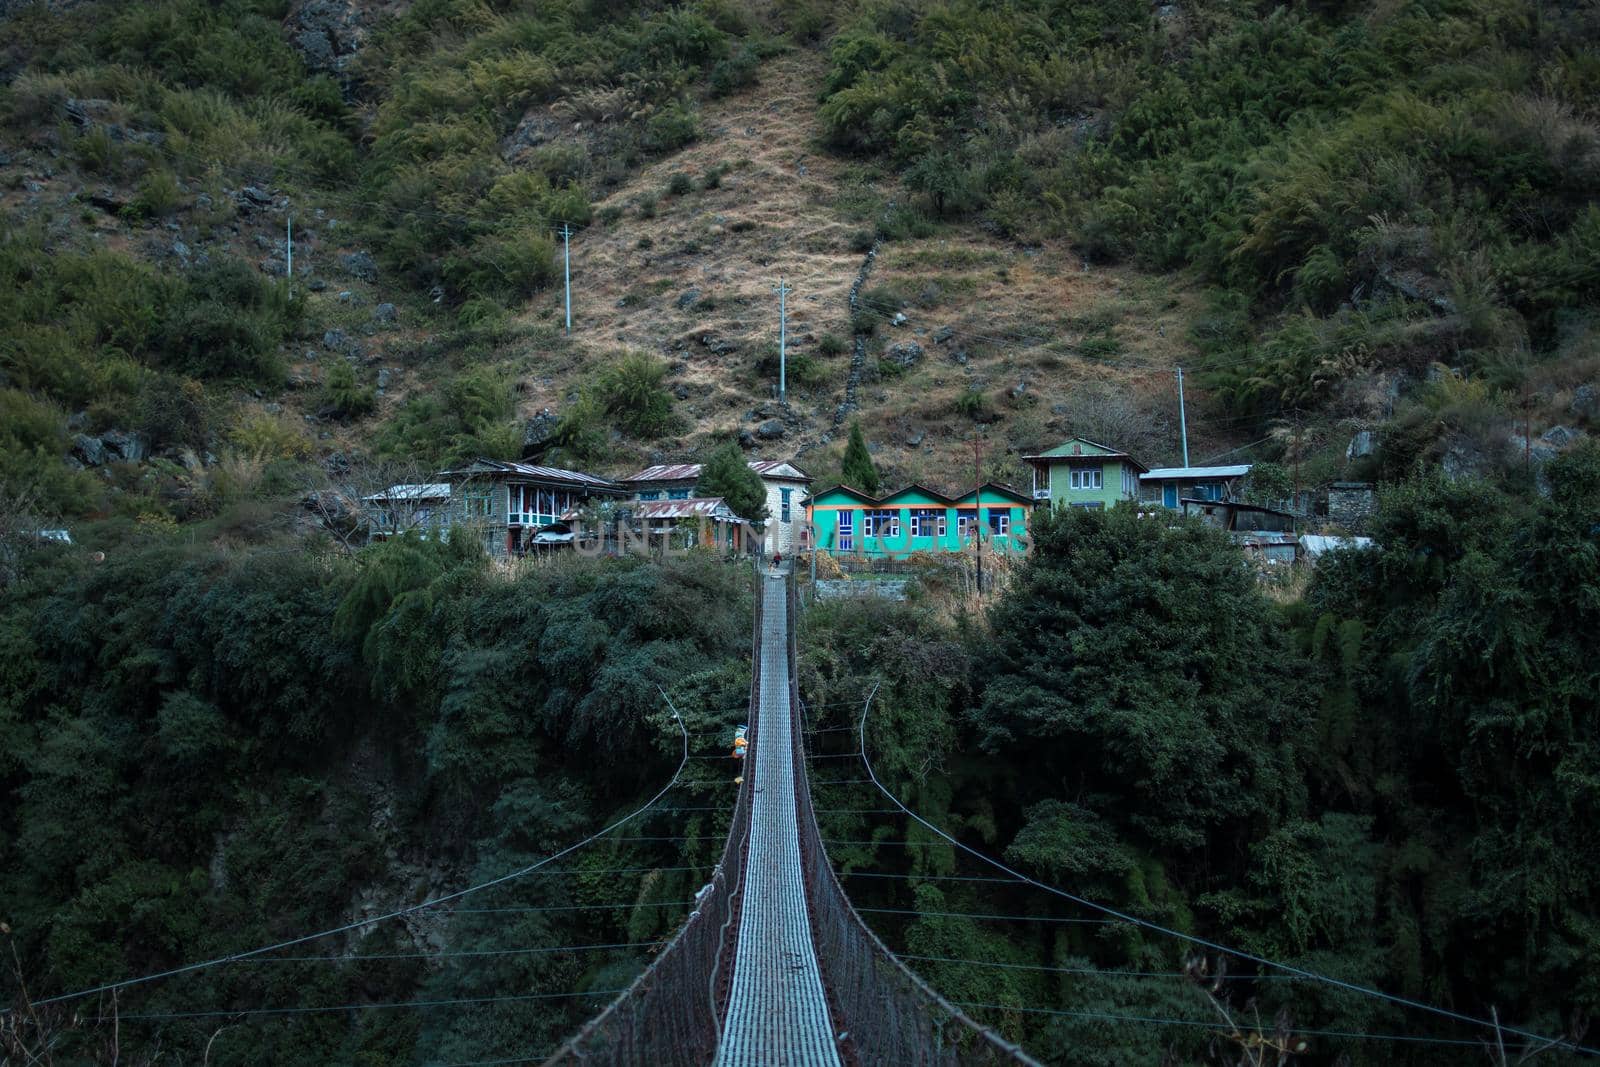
left=230, top=940, right=667, bottom=964
left=12, top=703, right=694, bottom=1014
left=839, top=871, right=1021, bottom=885
left=856, top=908, right=1117, bottom=925
left=452, top=901, right=693, bottom=915
left=896, top=954, right=1300, bottom=981
left=952, top=1001, right=1494, bottom=1049
left=101, top=988, right=630, bottom=1022
left=855, top=693, right=1600, bottom=1057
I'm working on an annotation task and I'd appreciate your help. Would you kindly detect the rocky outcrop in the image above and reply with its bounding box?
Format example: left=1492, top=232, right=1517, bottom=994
left=286, top=0, right=411, bottom=78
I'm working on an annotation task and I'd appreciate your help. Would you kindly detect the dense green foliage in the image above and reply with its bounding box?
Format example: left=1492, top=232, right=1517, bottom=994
left=0, top=538, right=752, bottom=1063
left=698, top=439, right=769, bottom=521
left=803, top=466, right=1600, bottom=1064
left=0, top=223, right=307, bottom=516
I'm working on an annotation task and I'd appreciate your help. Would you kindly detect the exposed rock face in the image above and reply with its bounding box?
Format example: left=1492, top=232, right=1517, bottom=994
left=1541, top=425, right=1583, bottom=448
left=72, top=434, right=106, bottom=467
left=286, top=0, right=409, bottom=77
left=373, top=302, right=397, bottom=324
left=886, top=341, right=923, bottom=367
left=522, top=410, right=561, bottom=453
left=1346, top=430, right=1376, bottom=459
left=340, top=250, right=378, bottom=282
left=100, top=429, right=148, bottom=463
left=1571, top=384, right=1598, bottom=422
left=756, top=419, right=786, bottom=440
left=501, top=111, right=563, bottom=164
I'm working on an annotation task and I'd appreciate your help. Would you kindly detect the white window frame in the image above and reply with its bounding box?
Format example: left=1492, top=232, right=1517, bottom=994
left=989, top=512, right=1010, bottom=535
left=937, top=512, right=948, bottom=537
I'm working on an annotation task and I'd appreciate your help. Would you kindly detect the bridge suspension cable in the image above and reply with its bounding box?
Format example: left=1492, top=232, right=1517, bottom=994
left=11, top=700, right=697, bottom=1015
left=852, top=691, right=1600, bottom=1058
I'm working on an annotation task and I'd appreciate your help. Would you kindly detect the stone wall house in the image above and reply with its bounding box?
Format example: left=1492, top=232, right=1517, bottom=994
left=1327, top=482, right=1377, bottom=533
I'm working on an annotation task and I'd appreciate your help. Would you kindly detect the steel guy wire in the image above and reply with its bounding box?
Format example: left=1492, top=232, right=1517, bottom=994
left=452, top=901, right=694, bottom=915
left=952, top=1002, right=1496, bottom=1049
left=229, top=940, right=667, bottom=964
left=840, top=871, right=1022, bottom=885
left=9, top=700, right=695, bottom=1014
left=856, top=691, right=1600, bottom=1057
left=896, top=954, right=1302, bottom=980
left=856, top=908, right=1118, bottom=925
left=96, top=988, right=631, bottom=1022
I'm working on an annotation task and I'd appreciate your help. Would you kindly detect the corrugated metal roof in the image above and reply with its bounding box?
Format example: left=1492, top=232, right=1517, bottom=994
left=748, top=459, right=810, bottom=480
left=444, top=459, right=624, bottom=491
left=634, top=497, right=731, bottom=519
left=363, top=483, right=451, bottom=502
left=1300, top=535, right=1375, bottom=556
left=625, top=463, right=703, bottom=482
left=1141, top=465, right=1252, bottom=480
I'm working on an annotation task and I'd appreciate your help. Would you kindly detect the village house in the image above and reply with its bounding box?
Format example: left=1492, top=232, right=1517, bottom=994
left=437, top=458, right=630, bottom=557
left=803, top=482, right=1032, bottom=560
left=621, top=459, right=811, bottom=554
left=363, top=482, right=452, bottom=541
left=631, top=497, right=749, bottom=554
left=1022, top=438, right=1147, bottom=508
left=1138, top=464, right=1253, bottom=509
left=1182, top=498, right=1300, bottom=562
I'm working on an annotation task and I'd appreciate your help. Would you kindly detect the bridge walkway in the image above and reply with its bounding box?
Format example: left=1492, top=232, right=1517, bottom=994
left=713, top=570, right=842, bottom=1066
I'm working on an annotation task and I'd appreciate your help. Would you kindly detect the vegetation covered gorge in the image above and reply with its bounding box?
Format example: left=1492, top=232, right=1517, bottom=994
left=801, top=442, right=1600, bottom=1065
left=0, top=537, right=753, bottom=1064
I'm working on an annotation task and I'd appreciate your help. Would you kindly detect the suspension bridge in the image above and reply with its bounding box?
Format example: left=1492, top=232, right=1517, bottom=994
left=10, top=563, right=1597, bottom=1065
left=546, top=566, right=1030, bottom=1064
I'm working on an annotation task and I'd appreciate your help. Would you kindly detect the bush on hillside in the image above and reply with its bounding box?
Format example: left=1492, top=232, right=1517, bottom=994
left=594, top=352, right=679, bottom=439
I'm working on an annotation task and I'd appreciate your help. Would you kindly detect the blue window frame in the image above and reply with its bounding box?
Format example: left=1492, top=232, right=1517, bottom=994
left=780, top=488, right=792, bottom=522
left=667, top=488, right=691, bottom=500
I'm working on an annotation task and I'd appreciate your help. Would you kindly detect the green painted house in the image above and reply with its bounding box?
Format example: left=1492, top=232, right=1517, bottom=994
left=803, top=482, right=1031, bottom=559
left=1022, top=437, right=1147, bottom=509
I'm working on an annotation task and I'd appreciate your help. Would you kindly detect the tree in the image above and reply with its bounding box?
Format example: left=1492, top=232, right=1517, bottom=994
left=841, top=420, right=880, bottom=495
left=975, top=505, right=1311, bottom=853
left=698, top=440, right=767, bottom=522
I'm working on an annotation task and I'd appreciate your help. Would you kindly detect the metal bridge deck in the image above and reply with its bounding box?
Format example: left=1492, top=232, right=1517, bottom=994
left=714, top=572, right=842, bottom=1067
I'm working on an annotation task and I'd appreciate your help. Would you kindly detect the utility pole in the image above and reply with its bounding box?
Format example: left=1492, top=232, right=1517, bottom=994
left=773, top=278, right=793, bottom=405
left=1292, top=413, right=1302, bottom=514
left=560, top=223, right=573, bottom=335
left=1176, top=366, right=1190, bottom=467
left=286, top=213, right=293, bottom=279
left=1523, top=395, right=1532, bottom=476
left=973, top=434, right=984, bottom=597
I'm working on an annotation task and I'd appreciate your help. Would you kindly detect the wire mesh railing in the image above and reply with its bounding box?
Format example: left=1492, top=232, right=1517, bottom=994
left=541, top=566, right=763, bottom=1066
left=785, top=574, right=1040, bottom=1067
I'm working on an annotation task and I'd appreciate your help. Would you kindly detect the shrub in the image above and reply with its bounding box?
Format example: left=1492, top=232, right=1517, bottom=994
left=709, top=46, right=760, bottom=97
left=138, top=375, right=213, bottom=450
left=443, top=227, right=557, bottom=302
left=953, top=388, right=995, bottom=422
left=127, top=168, right=182, bottom=219
left=637, top=194, right=658, bottom=219
left=323, top=360, right=376, bottom=419
left=666, top=172, right=694, bottom=196
left=230, top=412, right=312, bottom=462
left=642, top=100, right=699, bottom=153
left=818, top=333, right=847, bottom=357
left=594, top=352, right=678, bottom=439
